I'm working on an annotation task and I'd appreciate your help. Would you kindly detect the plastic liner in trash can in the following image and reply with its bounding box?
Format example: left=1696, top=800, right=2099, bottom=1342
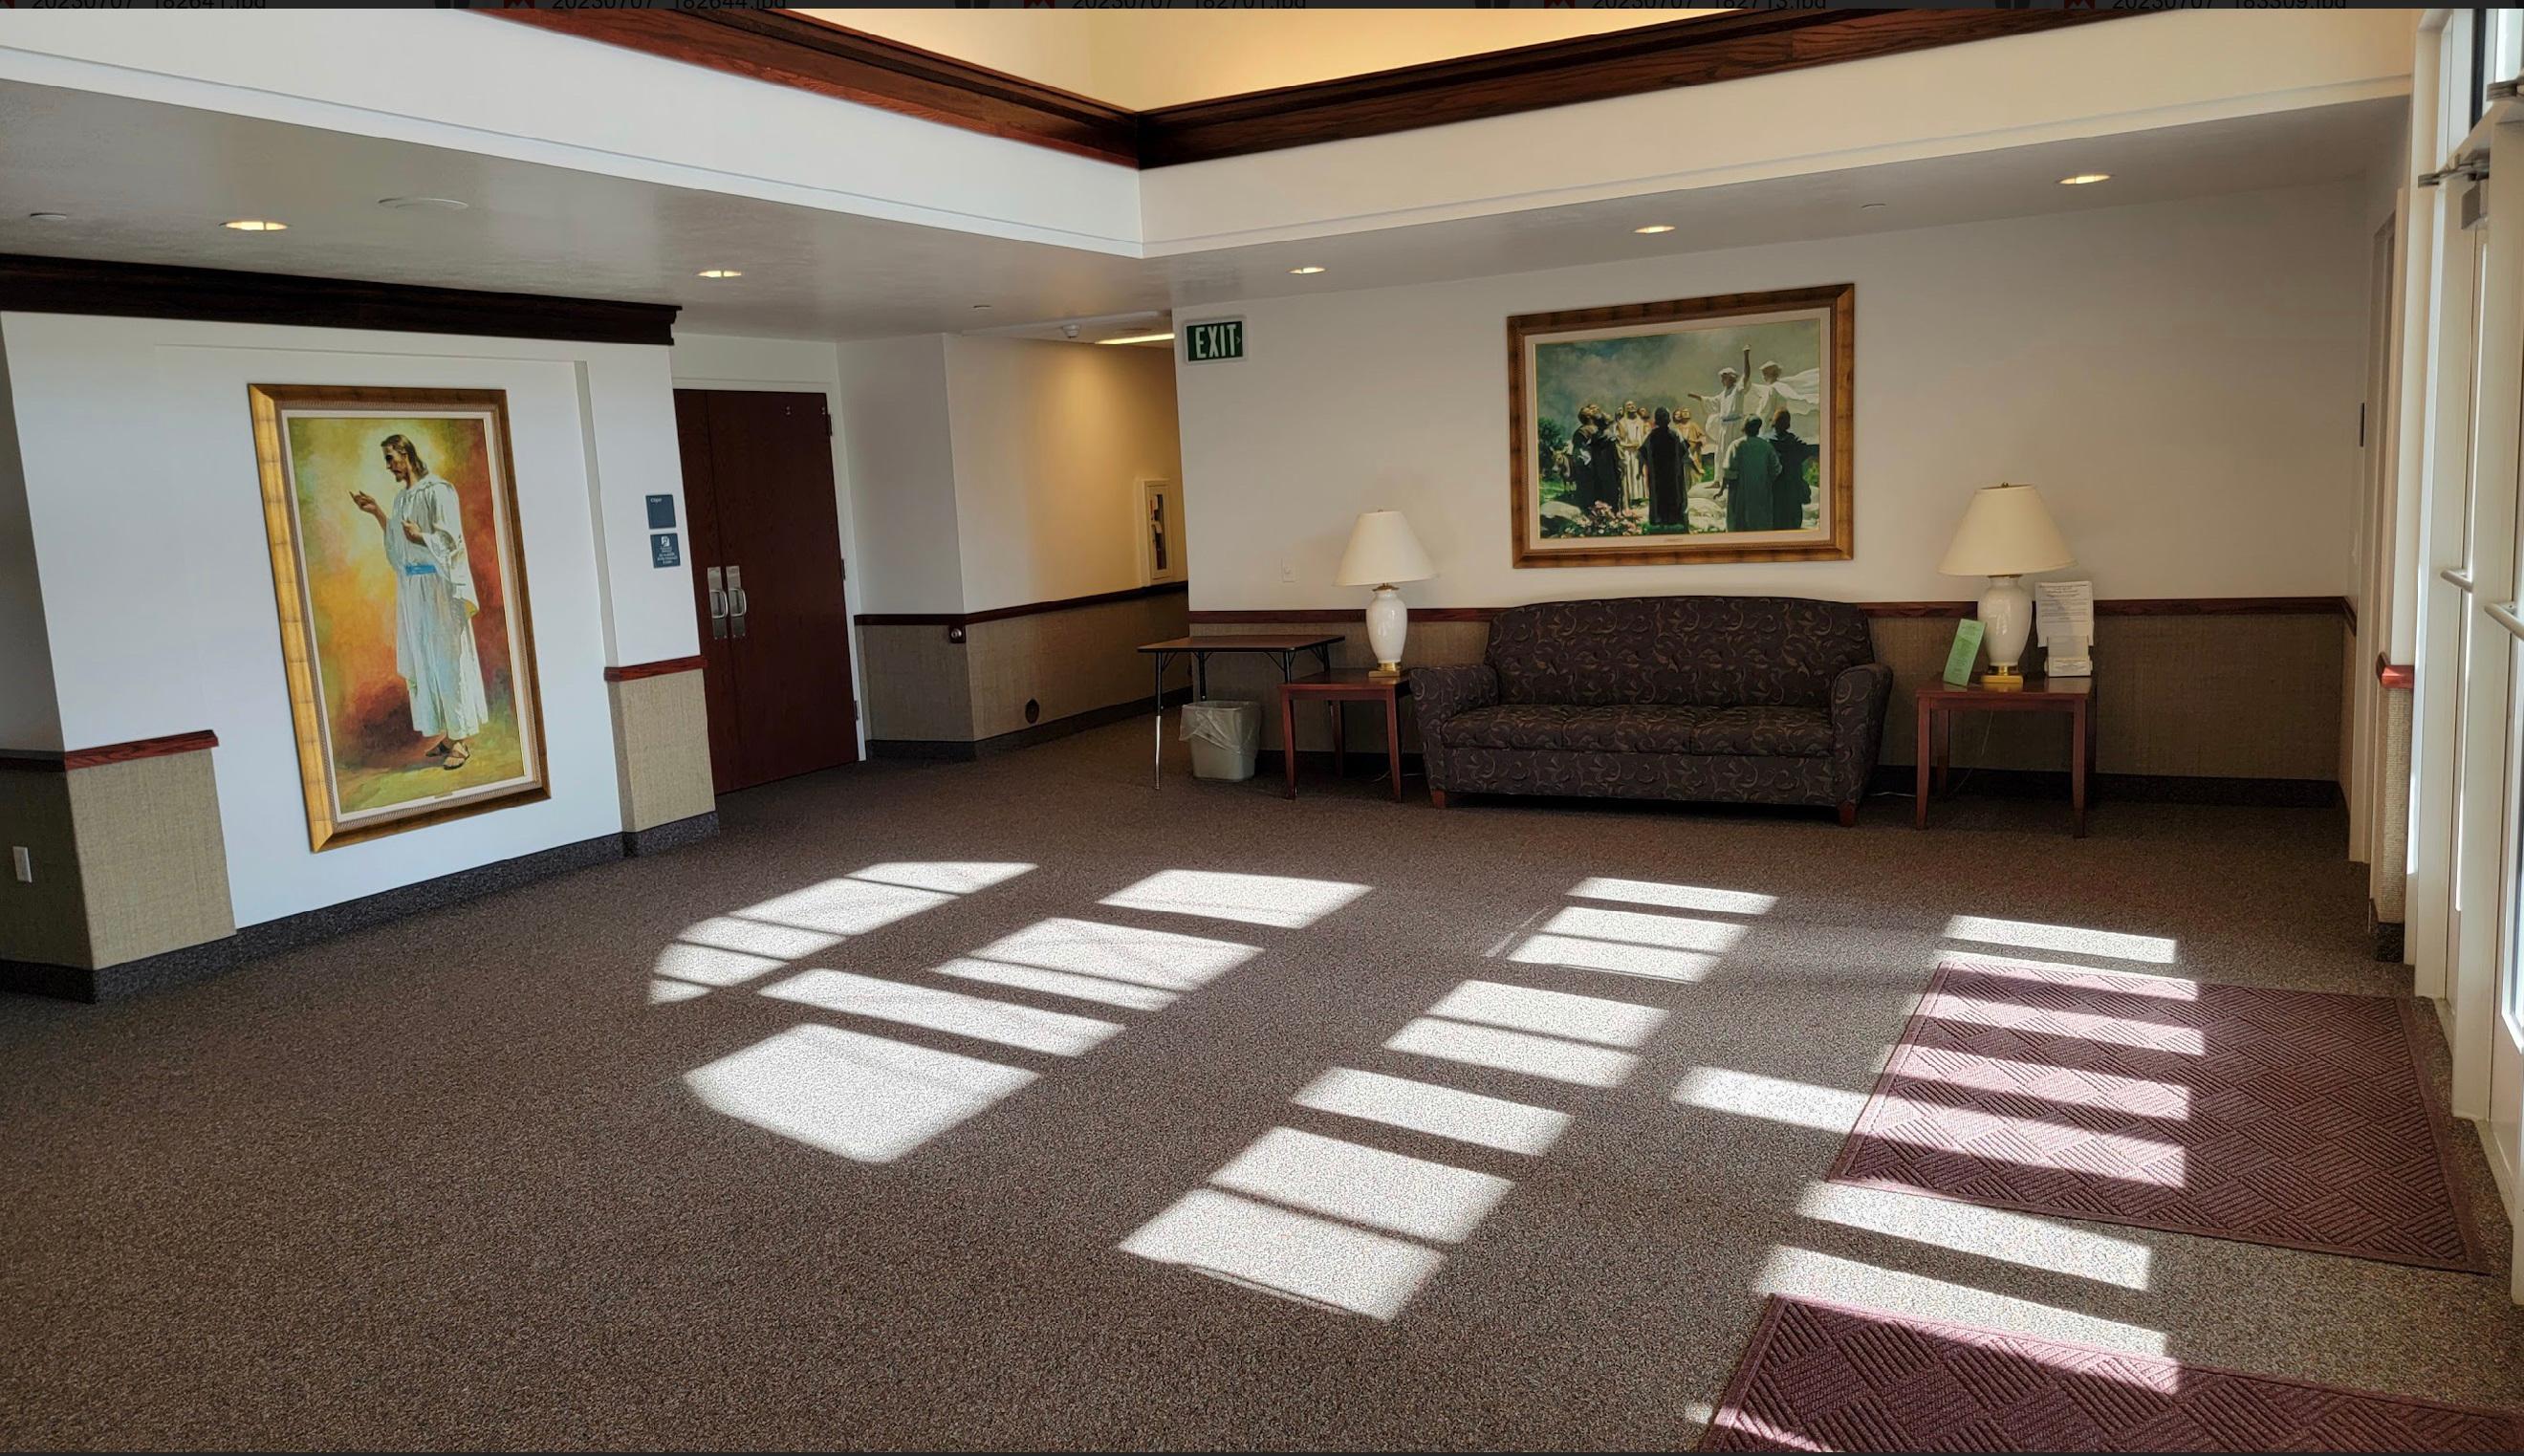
left=1180, top=700, right=1261, bottom=781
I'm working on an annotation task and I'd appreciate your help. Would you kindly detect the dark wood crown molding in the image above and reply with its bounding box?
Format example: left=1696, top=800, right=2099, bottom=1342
left=857, top=580, right=1186, bottom=631
left=484, top=8, right=2133, bottom=171
left=0, top=729, right=219, bottom=774
left=0, top=255, right=678, bottom=347
left=490, top=8, right=1139, bottom=166
left=1137, top=8, right=2133, bottom=167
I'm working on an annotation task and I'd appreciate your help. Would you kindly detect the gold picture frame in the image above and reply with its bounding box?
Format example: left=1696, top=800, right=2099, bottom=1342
left=249, top=385, right=548, bottom=851
left=1508, top=282, right=1856, bottom=568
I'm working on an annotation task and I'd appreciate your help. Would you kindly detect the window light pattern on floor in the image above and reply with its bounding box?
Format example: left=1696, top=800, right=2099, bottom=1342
left=1121, top=876, right=1749, bottom=1322
left=1940, top=915, right=2179, bottom=966
left=670, top=867, right=1312, bottom=1166
left=685, top=1023, right=1037, bottom=1164
left=1128, top=975, right=1665, bottom=1318
left=651, top=861, right=1036, bottom=1000
left=931, top=917, right=1259, bottom=1011
left=1501, top=903, right=1747, bottom=983
left=1099, top=869, right=1369, bottom=928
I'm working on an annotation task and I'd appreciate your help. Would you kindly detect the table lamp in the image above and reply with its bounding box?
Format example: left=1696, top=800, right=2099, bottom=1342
left=1936, top=482, right=2073, bottom=689
left=1336, top=510, right=1435, bottom=679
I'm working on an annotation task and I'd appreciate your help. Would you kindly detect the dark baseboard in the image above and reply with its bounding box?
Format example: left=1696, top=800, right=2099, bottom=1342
left=1867, top=766, right=2343, bottom=809
left=624, top=810, right=719, bottom=858
left=2371, top=904, right=2406, bottom=964
left=1, top=829, right=642, bottom=1005
left=1260, top=749, right=1429, bottom=776
left=869, top=687, right=1195, bottom=763
left=865, top=738, right=981, bottom=763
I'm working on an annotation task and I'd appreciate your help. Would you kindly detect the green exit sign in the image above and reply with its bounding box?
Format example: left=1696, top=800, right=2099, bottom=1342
left=1183, top=317, right=1245, bottom=364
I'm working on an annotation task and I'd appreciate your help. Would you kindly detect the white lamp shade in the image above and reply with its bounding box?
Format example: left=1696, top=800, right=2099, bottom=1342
left=1336, top=510, right=1435, bottom=586
left=1936, top=483, right=2074, bottom=577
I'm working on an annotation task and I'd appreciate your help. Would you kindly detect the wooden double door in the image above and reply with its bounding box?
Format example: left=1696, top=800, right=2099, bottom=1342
left=672, top=388, right=859, bottom=792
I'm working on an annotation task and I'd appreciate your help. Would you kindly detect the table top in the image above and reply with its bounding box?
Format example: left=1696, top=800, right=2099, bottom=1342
left=1917, top=676, right=2092, bottom=703
left=1282, top=669, right=1414, bottom=696
left=1137, top=634, right=1344, bottom=654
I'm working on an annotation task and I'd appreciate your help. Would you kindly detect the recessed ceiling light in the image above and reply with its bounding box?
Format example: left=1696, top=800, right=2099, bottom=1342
left=378, top=196, right=468, bottom=211
left=1096, top=333, right=1176, bottom=346
left=1633, top=225, right=1676, bottom=235
left=1289, top=265, right=1327, bottom=275
left=222, top=219, right=288, bottom=232
left=2058, top=173, right=2112, bottom=186
left=696, top=269, right=744, bottom=279
left=26, top=212, right=69, bottom=223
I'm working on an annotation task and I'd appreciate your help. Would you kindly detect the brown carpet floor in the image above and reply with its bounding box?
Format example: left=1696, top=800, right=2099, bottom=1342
left=3, top=720, right=2518, bottom=1450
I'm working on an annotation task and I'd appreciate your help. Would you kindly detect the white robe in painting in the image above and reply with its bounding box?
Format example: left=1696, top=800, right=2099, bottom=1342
left=1698, top=380, right=1747, bottom=476
left=1744, top=367, right=1822, bottom=431
left=1613, top=412, right=1650, bottom=509
left=382, top=473, right=490, bottom=741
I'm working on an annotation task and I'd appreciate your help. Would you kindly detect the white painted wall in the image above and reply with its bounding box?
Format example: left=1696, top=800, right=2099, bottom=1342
left=668, top=332, right=869, bottom=753
left=0, top=312, right=690, bottom=927
left=942, top=337, right=1183, bottom=613
left=1177, top=183, right=2370, bottom=610
left=833, top=335, right=965, bottom=617
left=1138, top=10, right=2416, bottom=251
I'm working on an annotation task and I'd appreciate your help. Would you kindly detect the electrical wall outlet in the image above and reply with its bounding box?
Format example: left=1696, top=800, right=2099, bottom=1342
left=1280, top=562, right=1296, bottom=583
left=10, top=846, right=30, bottom=883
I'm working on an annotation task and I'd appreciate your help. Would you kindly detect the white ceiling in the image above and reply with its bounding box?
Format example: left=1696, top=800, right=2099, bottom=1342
left=0, top=78, right=2398, bottom=344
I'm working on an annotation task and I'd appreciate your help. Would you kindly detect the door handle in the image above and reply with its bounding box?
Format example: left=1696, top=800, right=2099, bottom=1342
left=727, top=564, right=749, bottom=639
left=707, top=566, right=729, bottom=641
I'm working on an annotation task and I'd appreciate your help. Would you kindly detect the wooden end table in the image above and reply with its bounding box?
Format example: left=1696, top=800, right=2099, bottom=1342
left=1276, top=670, right=1413, bottom=800
left=1913, top=677, right=2095, bottom=837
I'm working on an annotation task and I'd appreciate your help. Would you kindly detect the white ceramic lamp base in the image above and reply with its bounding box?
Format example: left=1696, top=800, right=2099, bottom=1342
left=1365, top=585, right=1408, bottom=677
left=1979, top=575, right=2033, bottom=685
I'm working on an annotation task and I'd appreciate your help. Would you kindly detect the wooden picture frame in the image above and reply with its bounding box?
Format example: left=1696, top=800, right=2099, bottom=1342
left=249, top=385, right=548, bottom=851
left=1508, top=282, right=1855, bottom=568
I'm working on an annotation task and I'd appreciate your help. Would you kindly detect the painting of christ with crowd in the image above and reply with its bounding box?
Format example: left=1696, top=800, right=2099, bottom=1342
left=1510, top=284, right=1854, bottom=568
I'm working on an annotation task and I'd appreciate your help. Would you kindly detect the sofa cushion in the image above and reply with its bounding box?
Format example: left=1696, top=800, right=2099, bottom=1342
left=1438, top=703, right=1834, bottom=757
left=1485, top=597, right=1877, bottom=709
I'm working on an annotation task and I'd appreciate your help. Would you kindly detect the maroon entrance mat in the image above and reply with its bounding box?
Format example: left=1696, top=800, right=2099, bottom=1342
left=1828, top=957, right=2482, bottom=1271
left=1702, top=1297, right=2524, bottom=1452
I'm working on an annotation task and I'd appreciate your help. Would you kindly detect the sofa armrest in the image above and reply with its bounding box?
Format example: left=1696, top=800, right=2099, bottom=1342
left=1409, top=663, right=1498, bottom=793
left=1828, top=662, right=1895, bottom=806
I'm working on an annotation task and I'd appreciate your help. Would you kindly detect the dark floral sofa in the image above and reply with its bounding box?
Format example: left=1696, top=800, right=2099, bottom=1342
left=1411, top=597, right=1893, bottom=823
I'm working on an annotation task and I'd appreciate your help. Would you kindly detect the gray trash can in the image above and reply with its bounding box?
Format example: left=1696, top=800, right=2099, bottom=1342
left=1181, top=700, right=1261, bottom=781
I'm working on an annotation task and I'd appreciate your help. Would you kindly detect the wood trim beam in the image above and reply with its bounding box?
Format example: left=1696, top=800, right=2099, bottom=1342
left=604, top=656, right=707, bottom=684
left=856, top=581, right=1187, bottom=630
left=0, top=254, right=679, bottom=347
left=0, top=729, right=220, bottom=774
left=489, top=9, right=1140, bottom=166
left=482, top=9, right=2133, bottom=170
left=1138, top=8, right=2133, bottom=167
left=1187, top=597, right=2355, bottom=626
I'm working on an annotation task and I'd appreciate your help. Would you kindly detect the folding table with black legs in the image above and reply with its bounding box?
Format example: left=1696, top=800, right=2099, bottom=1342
left=1135, top=634, right=1342, bottom=786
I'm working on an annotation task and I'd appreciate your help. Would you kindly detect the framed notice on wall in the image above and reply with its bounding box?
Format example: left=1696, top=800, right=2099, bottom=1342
left=1140, top=478, right=1186, bottom=585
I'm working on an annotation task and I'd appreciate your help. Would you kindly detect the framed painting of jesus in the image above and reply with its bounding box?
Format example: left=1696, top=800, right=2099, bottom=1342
left=1508, top=282, right=1855, bottom=568
left=248, top=385, right=548, bottom=851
